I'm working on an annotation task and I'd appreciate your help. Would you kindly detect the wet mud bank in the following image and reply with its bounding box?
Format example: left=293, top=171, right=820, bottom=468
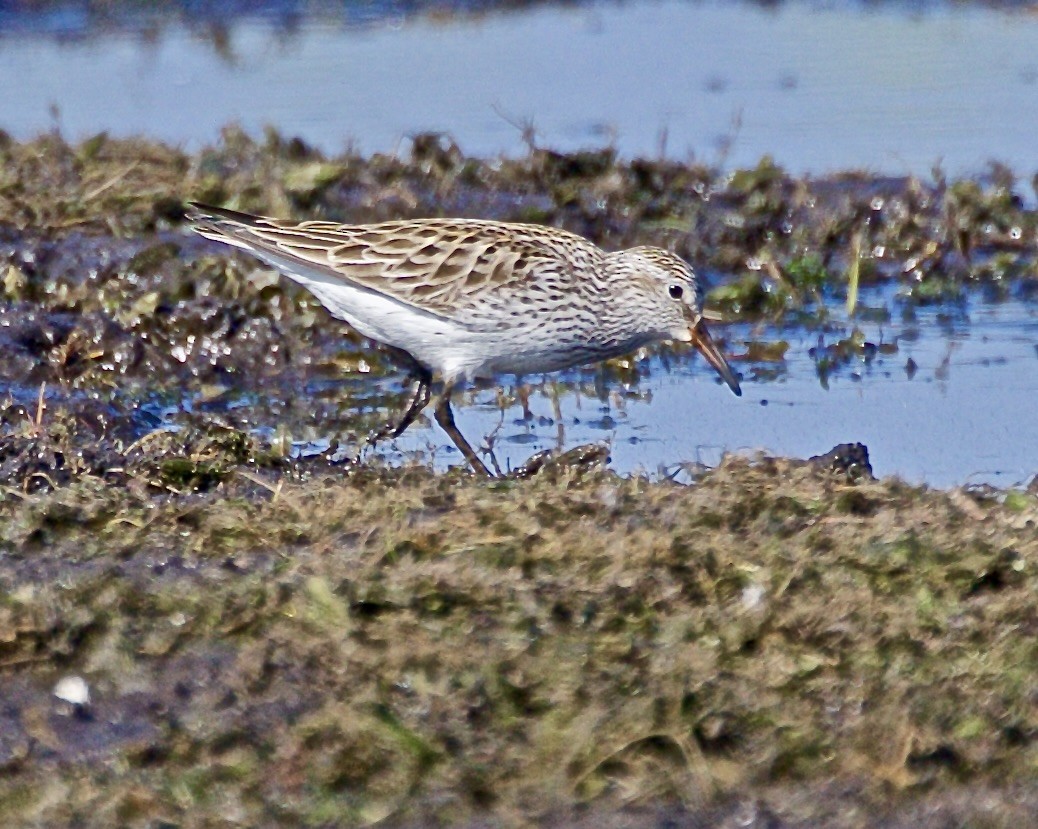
left=0, top=132, right=1037, bottom=825
left=1, top=129, right=1037, bottom=482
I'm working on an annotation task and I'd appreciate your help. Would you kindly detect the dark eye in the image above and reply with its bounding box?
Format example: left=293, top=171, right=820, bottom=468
left=668, top=284, right=684, bottom=300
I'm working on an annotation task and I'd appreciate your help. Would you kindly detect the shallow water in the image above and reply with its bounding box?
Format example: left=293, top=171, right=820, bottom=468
left=3, top=0, right=1038, bottom=175
left=377, top=290, right=1038, bottom=487
left=0, top=273, right=1034, bottom=489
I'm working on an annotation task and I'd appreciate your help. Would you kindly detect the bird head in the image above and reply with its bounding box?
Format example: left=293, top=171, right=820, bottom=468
left=616, top=247, right=741, bottom=396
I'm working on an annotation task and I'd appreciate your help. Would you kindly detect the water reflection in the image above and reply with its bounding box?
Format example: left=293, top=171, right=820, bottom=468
left=2, top=1, right=1037, bottom=40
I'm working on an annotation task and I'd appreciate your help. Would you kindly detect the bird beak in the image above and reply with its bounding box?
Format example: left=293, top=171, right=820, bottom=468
left=690, top=319, right=742, bottom=396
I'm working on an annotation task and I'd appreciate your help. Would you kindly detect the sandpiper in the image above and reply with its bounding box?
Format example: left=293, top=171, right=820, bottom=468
left=188, top=203, right=741, bottom=476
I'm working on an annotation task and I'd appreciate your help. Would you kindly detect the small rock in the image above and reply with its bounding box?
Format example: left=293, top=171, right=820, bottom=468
left=809, top=442, right=873, bottom=480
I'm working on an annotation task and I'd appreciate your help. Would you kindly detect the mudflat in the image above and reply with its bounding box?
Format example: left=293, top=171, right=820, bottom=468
left=0, top=131, right=1036, bottom=827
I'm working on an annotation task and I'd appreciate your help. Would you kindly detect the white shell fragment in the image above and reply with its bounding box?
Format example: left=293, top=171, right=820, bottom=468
left=53, top=675, right=90, bottom=706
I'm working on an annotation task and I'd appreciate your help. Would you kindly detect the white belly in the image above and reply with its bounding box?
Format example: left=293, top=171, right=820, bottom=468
left=237, top=251, right=612, bottom=384
left=258, top=258, right=507, bottom=384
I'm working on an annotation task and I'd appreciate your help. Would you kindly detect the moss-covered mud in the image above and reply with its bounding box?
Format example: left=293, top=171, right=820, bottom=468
left=1, top=461, right=1037, bottom=827
left=1, top=133, right=1037, bottom=826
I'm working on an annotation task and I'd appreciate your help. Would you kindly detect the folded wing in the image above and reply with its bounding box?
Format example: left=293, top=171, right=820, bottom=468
left=188, top=203, right=595, bottom=320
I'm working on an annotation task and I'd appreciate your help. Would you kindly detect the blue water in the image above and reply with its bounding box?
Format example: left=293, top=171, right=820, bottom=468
left=3, top=288, right=1033, bottom=488
left=386, top=291, right=1038, bottom=487
left=2, top=0, right=1038, bottom=175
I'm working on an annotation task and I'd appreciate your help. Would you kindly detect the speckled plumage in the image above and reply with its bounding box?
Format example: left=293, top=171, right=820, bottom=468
left=188, top=203, right=740, bottom=475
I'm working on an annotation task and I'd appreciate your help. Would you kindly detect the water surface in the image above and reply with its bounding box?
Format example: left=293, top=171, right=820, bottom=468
left=2, top=0, right=1038, bottom=175
left=382, top=291, right=1038, bottom=487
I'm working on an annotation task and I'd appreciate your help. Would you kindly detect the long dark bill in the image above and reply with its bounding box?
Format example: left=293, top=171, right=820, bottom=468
left=689, top=320, right=742, bottom=396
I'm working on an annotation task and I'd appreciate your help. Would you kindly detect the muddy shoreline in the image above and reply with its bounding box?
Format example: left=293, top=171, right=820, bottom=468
left=0, top=133, right=1036, bottom=826
left=1, top=130, right=1036, bottom=485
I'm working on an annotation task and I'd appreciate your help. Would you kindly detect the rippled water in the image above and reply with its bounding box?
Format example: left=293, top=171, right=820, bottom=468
left=376, top=290, right=1038, bottom=487
left=2, top=0, right=1038, bottom=175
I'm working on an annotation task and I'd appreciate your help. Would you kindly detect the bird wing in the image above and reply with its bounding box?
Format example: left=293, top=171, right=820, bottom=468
left=187, top=203, right=599, bottom=320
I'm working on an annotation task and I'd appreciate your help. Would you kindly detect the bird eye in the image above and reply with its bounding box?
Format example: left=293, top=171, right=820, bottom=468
left=668, top=284, right=684, bottom=300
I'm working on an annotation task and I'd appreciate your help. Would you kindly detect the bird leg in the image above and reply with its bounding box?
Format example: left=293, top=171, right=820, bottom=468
left=380, top=345, right=427, bottom=379
left=362, top=346, right=433, bottom=448
left=433, top=388, right=492, bottom=477
left=365, top=377, right=431, bottom=447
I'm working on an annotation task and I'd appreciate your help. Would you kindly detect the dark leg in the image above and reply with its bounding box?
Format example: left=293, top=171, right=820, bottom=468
left=433, top=389, right=492, bottom=477
left=362, top=346, right=433, bottom=448
left=366, top=377, right=430, bottom=446
left=380, top=345, right=428, bottom=378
